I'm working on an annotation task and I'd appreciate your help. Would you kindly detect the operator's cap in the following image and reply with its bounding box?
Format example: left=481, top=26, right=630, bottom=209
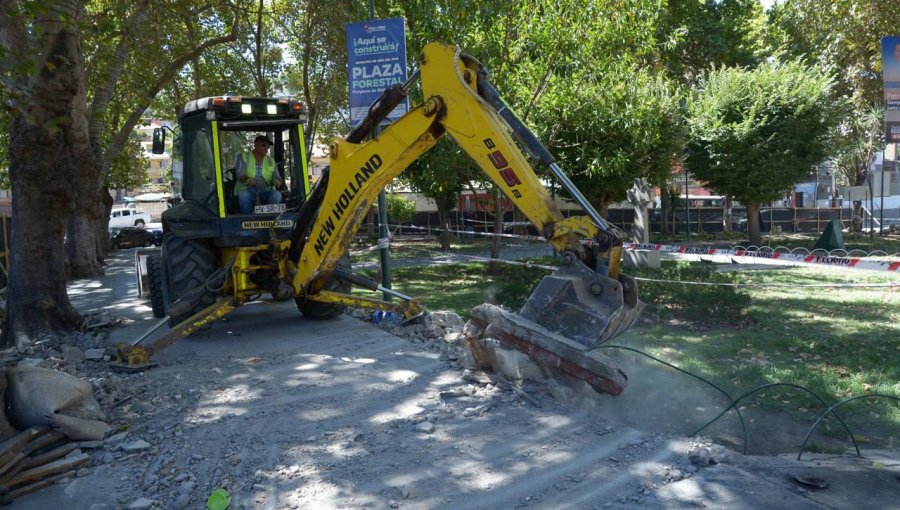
left=254, top=135, right=273, bottom=147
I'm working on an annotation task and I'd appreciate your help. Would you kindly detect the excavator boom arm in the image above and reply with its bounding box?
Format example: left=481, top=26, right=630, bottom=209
left=293, top=42, right=642, bottom=346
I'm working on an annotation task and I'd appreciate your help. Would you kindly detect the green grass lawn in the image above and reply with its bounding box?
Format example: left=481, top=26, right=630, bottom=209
left=352, top=246, right=900, bottom=447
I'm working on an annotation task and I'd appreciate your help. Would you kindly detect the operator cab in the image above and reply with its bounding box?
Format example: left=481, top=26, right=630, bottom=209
left=152, top=96, right=312, bottom=244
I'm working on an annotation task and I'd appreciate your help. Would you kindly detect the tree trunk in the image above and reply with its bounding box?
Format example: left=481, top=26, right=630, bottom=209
left=66, top=179, right=108, bottom=278
left=436, top=200, right=452, bottom=251
left=746, top=201, right=762, bottom=246
left=850, top=200, right=863, bottom=232
left=660, top=186, right=671, bottom=236
left=2, top=3, right=88, bottom=348
left=723, top=196, right=733, bottom=234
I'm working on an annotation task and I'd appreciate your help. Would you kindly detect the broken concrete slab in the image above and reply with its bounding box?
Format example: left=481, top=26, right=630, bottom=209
left=464, top=304, right=627, bottom=396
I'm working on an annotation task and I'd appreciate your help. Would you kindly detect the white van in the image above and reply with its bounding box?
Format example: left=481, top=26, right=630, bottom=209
left=109, top=207, right=151, bottom=229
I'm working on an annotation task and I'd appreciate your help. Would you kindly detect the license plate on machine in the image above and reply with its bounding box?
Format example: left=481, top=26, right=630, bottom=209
left=254, top=203, right=286, bottom=214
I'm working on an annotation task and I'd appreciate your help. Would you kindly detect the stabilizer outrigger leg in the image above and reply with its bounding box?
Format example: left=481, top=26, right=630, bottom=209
left=112, top=298, right=236, bottom=370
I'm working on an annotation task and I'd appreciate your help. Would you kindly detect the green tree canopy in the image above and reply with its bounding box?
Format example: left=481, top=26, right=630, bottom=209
left=686, top=60, right=837, bottom=243
left=533, top=66, right=684, bottom=212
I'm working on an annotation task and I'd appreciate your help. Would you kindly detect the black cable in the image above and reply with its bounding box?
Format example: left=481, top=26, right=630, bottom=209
left=597, top=344, right=748, bottom=454
left=691, top=382, right=860, bottom=458
left=798, top=394, right=900, bottom=460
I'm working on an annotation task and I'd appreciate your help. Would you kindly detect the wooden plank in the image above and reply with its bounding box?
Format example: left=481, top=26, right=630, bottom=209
left=0, top=431, right=68, bottom=484
left=0, top=427, right=49, bottom=469
left=8, top=470, right=74, bottom=499
left=6, top=453, right=89, bottom=488
left=18, top=444, right=80, bottom=472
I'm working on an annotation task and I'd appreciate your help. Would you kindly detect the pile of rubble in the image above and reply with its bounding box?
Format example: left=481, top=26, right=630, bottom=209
left=0, top=311, right=125, bottom=505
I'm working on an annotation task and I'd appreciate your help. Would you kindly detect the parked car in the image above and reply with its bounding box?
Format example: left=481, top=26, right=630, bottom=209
left=109, top=207, right=151, bottom=229
left=109, top=227, right=154, bottom=250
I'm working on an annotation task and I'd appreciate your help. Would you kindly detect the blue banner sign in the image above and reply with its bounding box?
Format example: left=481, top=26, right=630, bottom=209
left=345, top=17, right=408, bottom=127
left=882, top=36, right=900, bottom=142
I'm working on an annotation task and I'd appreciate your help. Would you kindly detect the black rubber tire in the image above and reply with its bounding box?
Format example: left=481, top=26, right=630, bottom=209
left=146, top=255, right=166, bottom=318
left=295, top=254, right=351, bottom=320
left=161, top=233, right=217, bottom=326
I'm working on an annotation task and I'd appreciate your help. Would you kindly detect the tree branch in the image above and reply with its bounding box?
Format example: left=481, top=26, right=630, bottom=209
left=102, top=8, right=241, bottom=174
left=88, top=0, right=152, bottom=151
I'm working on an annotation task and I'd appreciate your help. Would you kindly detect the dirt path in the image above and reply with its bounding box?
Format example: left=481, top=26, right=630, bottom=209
left=11, top=250, right=899, bottom=509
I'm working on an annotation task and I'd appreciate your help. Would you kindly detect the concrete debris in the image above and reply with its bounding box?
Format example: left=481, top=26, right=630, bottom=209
left=5, top=366, right=111, bottom=441
left=463, top=304, right=627, bottom=396
left=127, top=497, right=156, bottom=509
left=415, top=421, right=435, bottom=434
left=689, top=447, right=711, bottom=467
left=84, top=349, right=106, bottom=361
left=60, top=345, right=85, bottom=365
left=120, top=440, right=151, bottom=452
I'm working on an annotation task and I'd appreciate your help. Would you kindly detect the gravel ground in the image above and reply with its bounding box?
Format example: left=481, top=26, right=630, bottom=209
left=7, top=249, right=898, bottom=510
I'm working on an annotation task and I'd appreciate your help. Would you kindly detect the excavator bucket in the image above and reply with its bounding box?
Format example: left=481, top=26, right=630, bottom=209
left=519, top=258, right=644, bottom=349
left=519, top=260, right=644, bottom=349
left=463, top=258, right=643, bottom=396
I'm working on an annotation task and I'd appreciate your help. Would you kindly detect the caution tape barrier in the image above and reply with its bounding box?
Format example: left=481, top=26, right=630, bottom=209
left=626, top=243, right=900, bottom=273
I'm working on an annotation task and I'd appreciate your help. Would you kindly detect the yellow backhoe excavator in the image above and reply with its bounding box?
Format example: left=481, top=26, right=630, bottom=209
left=123, top=43, right=643, bottom=385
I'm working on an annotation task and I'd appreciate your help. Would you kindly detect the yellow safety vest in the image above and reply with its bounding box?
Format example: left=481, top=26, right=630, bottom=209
left=236, top=153, right=276, bottom=192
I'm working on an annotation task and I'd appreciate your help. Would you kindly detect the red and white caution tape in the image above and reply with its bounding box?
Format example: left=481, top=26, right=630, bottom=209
left=626, top=243, right=900, bottom=273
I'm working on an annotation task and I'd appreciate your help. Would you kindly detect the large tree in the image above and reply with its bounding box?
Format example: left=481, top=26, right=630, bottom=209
left=0, top=0, right=242, bottom=348
left=685, top=61, right=837, bottom=245
left=766, top=0, right=894, bottom=228
left=0, top=1, right=89, bottom=349
left=66, top=1, right=241, bottom=278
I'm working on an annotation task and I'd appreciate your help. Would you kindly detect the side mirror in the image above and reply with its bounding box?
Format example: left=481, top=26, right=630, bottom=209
left=152, top=128, right=166, bottom=154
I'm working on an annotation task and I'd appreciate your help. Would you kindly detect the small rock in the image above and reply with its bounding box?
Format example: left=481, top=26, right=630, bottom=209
left=77, top=440, right=104, bottom=449
left=389, top=500, right=399, bottom=509
left=669, top=468, right=684, bottom=481
left=105, top=432, right=129, bottom=444
left=127, top=498, right=155, bottom=510
left=121, top=440, right=151, bottom=452
left=689, top=447, right=710, bottom=467
left=708, top=445, right=729, bottom=464
left=60, top=345, right=85, bottom=364
left=19, top=358, right=46, bottom=368
left=84, top=348, right=106, bottom=360
left=173, top=493, right=192, bottom=509
left=415, top=421, right=435, bottom=434
left=76, top=468, right=90, bottom=477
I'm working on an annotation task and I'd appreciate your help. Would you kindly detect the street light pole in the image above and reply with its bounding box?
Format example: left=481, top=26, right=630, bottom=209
left=368, top=0, right=392, bottom=300
left=685, top=167, right=690, bottom=239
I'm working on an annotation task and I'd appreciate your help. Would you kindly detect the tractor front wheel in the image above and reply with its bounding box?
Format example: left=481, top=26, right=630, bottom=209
left=146, top=255, right=166, bottom=318
left=161, top=234, right=217, bottom=327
